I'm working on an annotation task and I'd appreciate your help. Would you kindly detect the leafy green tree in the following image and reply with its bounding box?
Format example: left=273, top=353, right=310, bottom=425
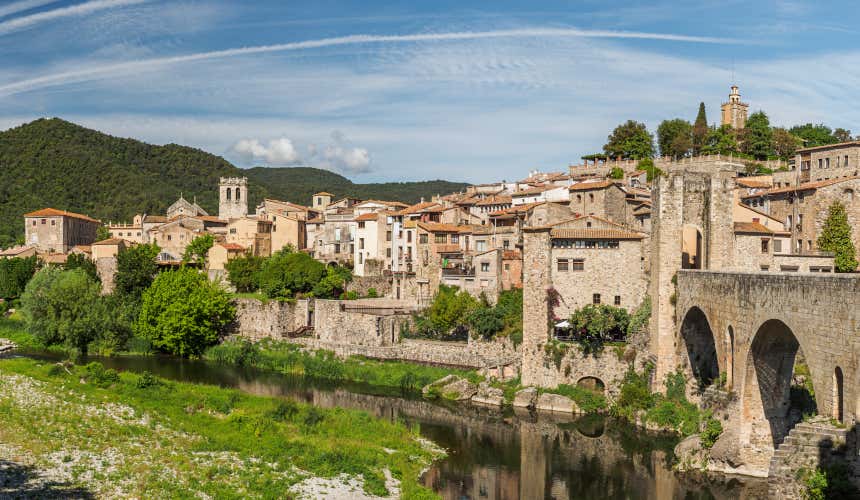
left=96, top=226, right=110, bottom=241
left=833, top=128, right=853, bottom=143
left=701, top=125, right=739, bottom=155
left=258, top=249, right=325, bottom=299
left=136, top=267, right=235, bottom=357
left=692, top=102, right=708, bottom=155
left=741, top=111, right=773, bottom=160
left=568, top=304, right=630, bottom=352
left=818, top=202, right=857, bottom=272
left=789, top=123, right=839, bottom=148
left=412, top=285, right=479, bottom=340
left=20, top=267, right=105, bottom=354
left=603, top=120, right=654, bottom=160
left=657, top=119, right=692, bottom=158
left=115, top=243, right=160, bottom=299
left=467, top=306, right=505, bottom=340
left=609, top=166, right=624, bottom=179
left=225, top=253, right=264, bottom=292
left=65, top=253, right=100, bottom=283
left=312, top=265, right=353, bottom=298
left=182, top=233, right=215, bottom=266
left=771, top=127, right=802, bottom=161
left=638, top=158, right=664, bottom=182
left=0, top=255, right=38, bottom=299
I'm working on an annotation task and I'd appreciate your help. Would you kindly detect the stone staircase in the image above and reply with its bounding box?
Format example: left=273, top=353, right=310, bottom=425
left=768, top=422, right=850, bottom=482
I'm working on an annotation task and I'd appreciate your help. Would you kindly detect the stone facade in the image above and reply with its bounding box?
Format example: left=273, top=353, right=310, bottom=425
left=313, top=299, right=416, bottom=347
left=230, top=298, right=310, bottom=340
left=218, top=177, right=248, bottom=220
left=345, top=275, right=392, bottom=297
left=24, top=208, right=100, bottom=253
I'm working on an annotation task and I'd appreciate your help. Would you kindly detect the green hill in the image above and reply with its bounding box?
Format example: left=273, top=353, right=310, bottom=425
left=0, top=118, right=469, bottom=247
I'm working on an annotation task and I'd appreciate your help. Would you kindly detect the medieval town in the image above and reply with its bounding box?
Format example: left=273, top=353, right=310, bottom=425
left=1, top=80, right=859, bottom=499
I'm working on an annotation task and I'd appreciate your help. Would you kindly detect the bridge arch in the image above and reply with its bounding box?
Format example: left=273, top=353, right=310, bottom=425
left=576, top=376, right=606, bottom=393
left=741, top=318, right=816, bottom=450
left=679, top=306, right=719, bottom=389
left=725, top=325, right=735, bottom=389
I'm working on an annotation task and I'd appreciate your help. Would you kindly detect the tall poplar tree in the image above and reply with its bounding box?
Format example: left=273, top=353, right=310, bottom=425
left=692, top=102, right=708, bottom=155
left=818, top=202, right=858, bottom=272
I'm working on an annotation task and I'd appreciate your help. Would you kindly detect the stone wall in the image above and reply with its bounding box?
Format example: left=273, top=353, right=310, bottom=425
left=314, top=299, right=416, bottom=347
left=231, top=298, right=309, bottom=340
left=521, top=229, right=552, bottom=386
left=95, top=257, right=117, bottom=295
left=346, top=275, right=392, bottom=297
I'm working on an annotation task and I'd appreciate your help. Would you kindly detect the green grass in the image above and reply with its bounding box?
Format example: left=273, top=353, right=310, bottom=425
left=0, top=357, right=443, bottom=498
left=204, top=338, right=482, bottom=393
left=541, top=384, right=608, bottom=413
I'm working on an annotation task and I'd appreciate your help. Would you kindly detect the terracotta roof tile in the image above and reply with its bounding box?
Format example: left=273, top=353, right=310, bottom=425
left=398, top=201, right=443, bottom=215
left=417, top=222, right=464, bottom=233
left=733, top=222, right=773, bottom=234
left=354, top=213, right=381, bottom=221
left=24, top=208, right=100, bottom=224
left=568, top=180, right=615, bottom=191
left=550, top=228, right=645, bottom=240
left=476, top=195, right=512, bottom=206
left=93, top=238, right=127, bottom=246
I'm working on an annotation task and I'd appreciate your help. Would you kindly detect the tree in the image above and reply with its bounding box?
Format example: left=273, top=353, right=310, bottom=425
left=412, top=285, right=479, bottom=340
left=609, top=166, right=624, bottom=179
left=701, top=125, right=739, bottom=155
left=65, top=253, right=100, bottom=283
left=258, top=249, right=325, bottom=299
left=0, top=255, right=38, bottom=299
left=692, top=102, right=708, bottom=155
left=771, top=127, right=802, bottom=161
left=136, top=267, right=235, bottom=357
left=742, top=111, right=774, bottom=160
left=114, top=243, right=160, bottom=299
left=96, top=226, right=110, bottom=241
left=656, top=119, right=692, bottom=158
left=225, top=254, right=264, bottom=293
left=467, top=306, right=505, bottom=340
left=789, top=123, right=838, bottom=148
left=833, top=128, right=853, bottom=143
left=603, top=120, right=654, bottom=160
left=20, top=267, right=106, bottom=354
left=312, top=265, right=353, bottom=298
left=817, top=202, right=857, bottom=272
left=568, top=304, right=631, bottom=353
left=182, top=233, right=215, bottom=266
left=638, top=158, right=664, bottom=182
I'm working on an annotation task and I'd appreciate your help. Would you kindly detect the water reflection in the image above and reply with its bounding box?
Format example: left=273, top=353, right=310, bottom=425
left=17, top=352, right=766, bottom=499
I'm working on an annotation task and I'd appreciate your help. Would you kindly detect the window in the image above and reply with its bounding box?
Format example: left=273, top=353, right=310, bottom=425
left=760, top=265, right=769, bottom=271
left=810, top=266, right=832, bottom=273
left=359, top=238, right=365, bottom=250
left=761, top=239, right=769, bottom=254
left=40, top=219, right=46, bottom=225
left=780, top=265, right=799, bottom=272
left=557, top=259, right=569, bottom=271
left=504, top=263, right=510, bottom=271
left=845, top=155, right=849, bottom=167
left=419, top=233, right=428, bottom=244
left=229, top=228, right=237, bottom=234
left=825, top=158, right=831, bottom=168
left=434, top=234, right=447, bottom=244
left=137, top=232, right=141, bottom=237
left=614, top=295, right=621, bottom=306
left=571, top=259, right=584, bottom=271
left=576, top=194, right=582, bottom=202
left=797, top=214, right=803, bottom=230
left=358, top=222, right=365, bottom=229
left=167, top=235, right=172, bottom=241
left=349, top=244, right=354, bottom=254
left=51, top=220, right=55, bottom=226
left=808, top=240, right=813, bottom=251
left=31, top=221, right=35, bottom=226
left=785, top=215, right=792, bottom=231
left=386, top=231, right=392, bottom=242
left=774, top=239, right=782, bottom=253
left=592, top=294, right=601, bottom=304
left=589, top=193, right=594, bottom=202
left=386, top=248, right=391, bottom=258
left=226, top=188, right=231, bottom=201
left=451, top=234, right=459, bottom=244
left=502, top=239, right=509, bottom=249
left=796, top=240, right=802, bottom=252
left=476, top=240, right=487, bottom=251
left=334, top=243, right=340, bottom=253
left=818, top=159, right=823, bottom=169
left=480, top=262, right=490, bottom=272
left=358, top=253, right=363, bottom=264
left=407, top=231, right=412, bottom=243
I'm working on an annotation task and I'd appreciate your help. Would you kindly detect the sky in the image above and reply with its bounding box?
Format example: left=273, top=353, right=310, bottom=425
left=1, top=0, right=859, bottom=183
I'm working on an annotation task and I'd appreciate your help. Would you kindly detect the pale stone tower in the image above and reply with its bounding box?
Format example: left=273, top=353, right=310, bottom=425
left=219, top=177, right=248, bottom=220
left=312, top=192, right=333, bottom=211
left=721, top=85, right=749, bottom=129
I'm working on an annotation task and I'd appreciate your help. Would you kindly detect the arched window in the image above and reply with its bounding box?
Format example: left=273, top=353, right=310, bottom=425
left=236, top=188, right=241, bottom=201
left=844, top=189, right=854, bottom=203
left=226, top=188, right=232, bottom=201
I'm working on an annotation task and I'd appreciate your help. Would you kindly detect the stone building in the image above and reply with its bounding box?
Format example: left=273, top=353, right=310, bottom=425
left=218, top=177, right=248, bottom=220
left=567, top=180, right=649, bottom=228
left=353, top=212, right=389, bottom=277
left=166, top=196, right=207, bottom=219
left=226, top=217, right=273, bottom=256
left=207, top=242, right=246, bottom=271
left=24, top=208, right=100, bottom=253
left=790, top=141, right=860, bottom=184
left=91, top=237, right=129, bottom=294
left=720, top=84, right=749, bottom=129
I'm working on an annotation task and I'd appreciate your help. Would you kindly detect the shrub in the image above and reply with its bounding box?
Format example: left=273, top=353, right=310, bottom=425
left=567, top=304, right=630, bottom=353
left=136, top=268, right=235, bottom=357
left=135, top=371, right=159, bottom=389
left=182, top=234, right=215, bottom=266
left=626, top=297, right=651, bottom=336
left=366, top=288, right=379, bottom=298
left=258, top=249, right=325, bottom=299
left=467, top=306, right=505, bottom=340
left=548, top=384, right=607, bottom=413
left=818, top=202, right=858, bottom=272
left=82, top=362, right=119, bottom=388
left=312, top=265, right=353, bottom=299
left=700, top=416, right=722, bottom=449
left=225, top=254, right=264, bottom=293
left=0, top=256, right=38, bottom=300
left=411, top=285, right=478, bottom=341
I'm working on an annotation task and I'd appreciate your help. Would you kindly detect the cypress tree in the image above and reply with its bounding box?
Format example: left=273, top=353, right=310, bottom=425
left=692, top=102, right=708, bottom=155
left=818, top=202, right=858, bottom=272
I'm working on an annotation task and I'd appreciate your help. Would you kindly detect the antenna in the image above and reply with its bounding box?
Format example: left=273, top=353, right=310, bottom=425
left=731, top=58, right=735, bottom=85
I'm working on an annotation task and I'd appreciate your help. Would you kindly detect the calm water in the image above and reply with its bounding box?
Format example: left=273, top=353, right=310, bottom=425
left=16, top=351, right=766, bottom=499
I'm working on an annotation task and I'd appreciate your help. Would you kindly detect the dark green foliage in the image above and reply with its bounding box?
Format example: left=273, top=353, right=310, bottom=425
left=64, top=253, right=99, bottom=283
left=0, top=256, right=38, bottom=299
left=257, top=249, right=325, bottom=299
left=638, top=158, right=664, bottom=182
left=615, top=367, right=653, bottom=417
left=182, top=233, right=214, bottom=266
left=224, top=253, right=264, bottom=292
left=818, top=202, right=858, bottom=272
left=626, top=297, right=651, bottom=336
left=801, top=463, right=860, bottom=500
left=609, top=166, right=624, bottom=179
left=567, top=304, right=630, bottom=353
left=789, top=123, right=840, bottom=148
left=467, top=306, right=505, bottom=339
left=136, top=267, right=235, bottom=357
left=833, top=128, right=853, bottom=143
left=701, top=124, right=739, bottom=155
left=603, top=120, right=654, bottom=160
left=657, top=118, right=692, bottom=158
left=114, top=243, right=160, bottom=300
left=692, top=102, right=708, bottom=155
left=312, top=265, right=353, bottom=299
left=700, top=417, right=723, bottom=449
left=772, top=127, right=802, bottom=161
left=135, top=371, right=159, bottom=389
left=0, top=118, right=468, bottom=247
left=82, top=362, right=120, bottom=388
left=411, top=285, right=479, bottom=341
left=20, top=267, right=107, bottom=355
left=96, top=226, right=110, bottom=241
left=742, top=111, right=774, bottom=160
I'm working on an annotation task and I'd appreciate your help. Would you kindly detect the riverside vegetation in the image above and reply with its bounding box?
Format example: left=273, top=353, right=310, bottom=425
left=0, top=357, right=442, bottom=498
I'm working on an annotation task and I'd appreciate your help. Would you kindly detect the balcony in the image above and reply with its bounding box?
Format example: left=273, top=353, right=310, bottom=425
left=441, top=266, right=474, bottom=277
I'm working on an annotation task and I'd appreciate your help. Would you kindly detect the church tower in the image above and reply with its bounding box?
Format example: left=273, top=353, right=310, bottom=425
left=219, top=177, right=248, bottom=220
left=721, top=85, right=749, bottom=129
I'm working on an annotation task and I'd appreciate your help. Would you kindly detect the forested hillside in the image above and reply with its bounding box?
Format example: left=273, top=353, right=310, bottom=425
left=0, top=119, right=469, bottom=247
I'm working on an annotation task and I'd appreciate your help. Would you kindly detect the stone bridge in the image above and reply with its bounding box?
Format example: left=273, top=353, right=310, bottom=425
left=674, top=270, right=860, bottom=474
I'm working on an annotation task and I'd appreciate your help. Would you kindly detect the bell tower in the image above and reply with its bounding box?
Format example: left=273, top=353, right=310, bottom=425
left=721, top=85, right=749, bottom=130
left=219, top=177, right=248, bottom=220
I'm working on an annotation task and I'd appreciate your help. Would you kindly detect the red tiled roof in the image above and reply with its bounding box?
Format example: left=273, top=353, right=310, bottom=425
left=475, top=195, right=512, bottom=206
left=354, top=212, right=381, bottom=222
left=92, top=238, right=126, bottom=246
left=513, top=185, right=554, bottom=196
left=550, top=228, right=645, bottom=240
left=218, top=243, right=246, bottom=251
left=568, top=180, right=615, bottom=191
left=399, top=201, right=443, bottom=215
left=733, top=222, right=773, bottom=234
left=741, top=176, right=860, bottom=198
left=24, top=208, right=100, bottom=224
left=736, top=177, right=773, bottom=189
left=417, top=222, right=464, bottom=233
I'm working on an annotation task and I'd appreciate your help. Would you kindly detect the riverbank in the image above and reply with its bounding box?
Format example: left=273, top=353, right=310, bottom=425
left=0, top=357, right=442, bottom=498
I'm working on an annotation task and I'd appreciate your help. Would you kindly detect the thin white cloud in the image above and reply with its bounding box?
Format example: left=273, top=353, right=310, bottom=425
left=0, top=0, right=59, bottom=19
left=0, top=0, right=148, bottom=36
left=319, top=131, right=372, bottom=174
left=0, top=27, right=741, bottom=96
left=232, top=137, right=301, bottom=165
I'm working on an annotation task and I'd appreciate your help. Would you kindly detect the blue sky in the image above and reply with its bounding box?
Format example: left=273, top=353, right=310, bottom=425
left=1, top=0, right=859, bottom=183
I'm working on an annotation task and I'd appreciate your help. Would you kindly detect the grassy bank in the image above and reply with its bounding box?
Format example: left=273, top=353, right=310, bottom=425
left=0, top=357, right=442, bottom=499
left=205, top=339, right=482, bottom=393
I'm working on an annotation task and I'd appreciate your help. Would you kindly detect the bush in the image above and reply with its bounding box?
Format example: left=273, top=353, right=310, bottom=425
left=567, top=304, right=630, bottom=352
left=0, top=256, right=38, bottom=300
left=64, top=253, right=99, bottom=283
left=135, top=371, right=159, bottom=389
left=136, top=268, right=235, bottom=357
left=700, top=416, right=722, bottom=448
left=548, top=384, right=607, bottom=413
left=411, top=285, right=478, bottom=340
left=312, top=265, right=353, bottom=299
left=182, top=234, right=215, bottom=266
left=82, top=362, right=119, bottom=388
left=467, top=306, right=505, bottom=340
left=225, top=254, right=264, bottom=293
left=366, top=288, right=379, bottom=298
left=258, top=249, right=325, bottom=299
left=626, top=297, right=651, bottom=336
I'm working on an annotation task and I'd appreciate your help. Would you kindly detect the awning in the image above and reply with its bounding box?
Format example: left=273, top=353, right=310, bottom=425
left=555, top=320, right=570, bottom=329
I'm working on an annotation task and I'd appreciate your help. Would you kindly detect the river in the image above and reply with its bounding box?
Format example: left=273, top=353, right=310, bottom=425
left=16, top=351, right=767, bottom=499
